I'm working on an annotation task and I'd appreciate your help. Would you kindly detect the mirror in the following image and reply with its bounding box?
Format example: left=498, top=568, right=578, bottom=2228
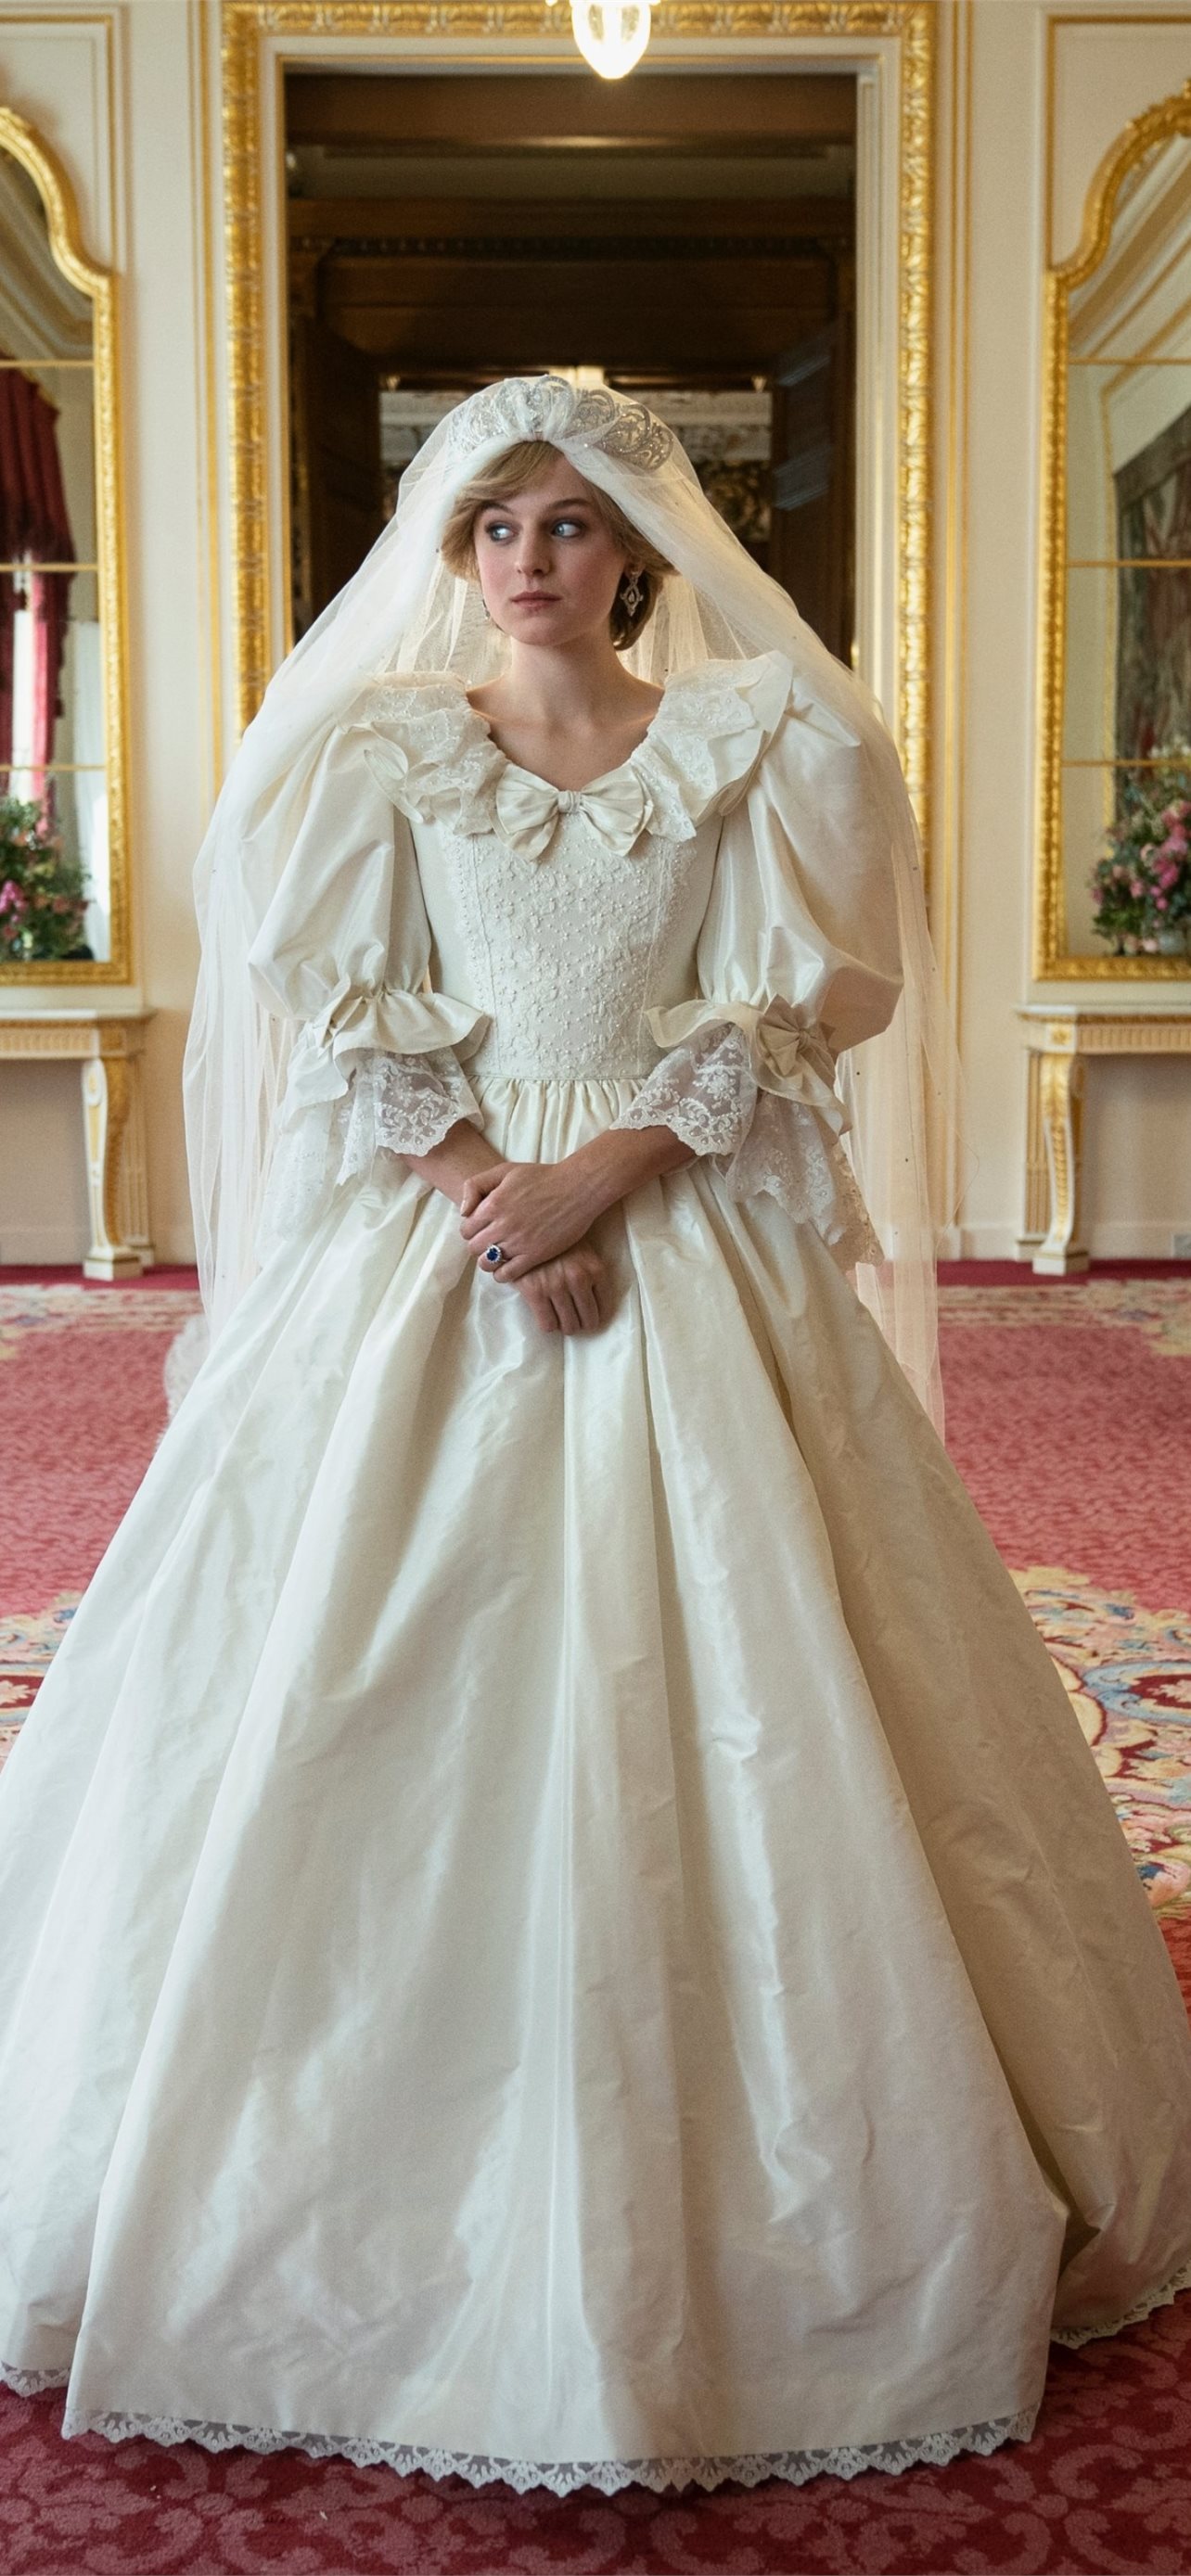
left=0, top=107, right=128, bottom=981
left=1038, top=89, right=1191, bottom=975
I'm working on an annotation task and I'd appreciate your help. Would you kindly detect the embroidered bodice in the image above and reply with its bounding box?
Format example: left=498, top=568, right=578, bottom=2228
left=350, top=660, right=795, bottom=1090
left=248, top=652, right=904, bottom=1271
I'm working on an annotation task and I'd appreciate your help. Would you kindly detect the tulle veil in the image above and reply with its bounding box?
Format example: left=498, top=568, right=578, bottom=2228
left=182, top=374, right=965, bottom=1427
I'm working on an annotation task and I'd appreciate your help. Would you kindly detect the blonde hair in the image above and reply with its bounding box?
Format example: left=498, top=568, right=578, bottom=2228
left=440, top=439, right=672, bottom=649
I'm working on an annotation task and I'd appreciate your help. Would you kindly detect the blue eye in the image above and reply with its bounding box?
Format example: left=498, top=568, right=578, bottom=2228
left=479, top=514, right=588, bottom=543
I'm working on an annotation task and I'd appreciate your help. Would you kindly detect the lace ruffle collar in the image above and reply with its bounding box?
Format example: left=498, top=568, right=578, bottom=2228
left=348, top=652, right=795, bottom=856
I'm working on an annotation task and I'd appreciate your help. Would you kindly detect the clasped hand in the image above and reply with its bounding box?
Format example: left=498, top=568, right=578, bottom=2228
left=459, top=1157, right=608, bottom=1338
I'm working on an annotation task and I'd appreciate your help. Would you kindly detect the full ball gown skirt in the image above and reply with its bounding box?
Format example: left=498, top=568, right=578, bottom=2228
left=1, top=658, right=1190, bottom=2494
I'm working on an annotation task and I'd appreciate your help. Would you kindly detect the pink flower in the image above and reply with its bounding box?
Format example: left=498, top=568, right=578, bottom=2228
left=0, top=880, right=26, bottom=917
left=1131, top=879, right=1146, bottom=898
left=1155, top=895, right=1169, bottom=910
left=1161, top=827, right=1187, bottom=856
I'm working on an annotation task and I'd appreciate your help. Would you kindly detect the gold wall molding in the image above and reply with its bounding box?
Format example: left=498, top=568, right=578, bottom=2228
left=1034, top=75, right=1191, bottom=982
left=220, top=0, right=934, bottom=843
left=0, top=103, right=131, bottom=986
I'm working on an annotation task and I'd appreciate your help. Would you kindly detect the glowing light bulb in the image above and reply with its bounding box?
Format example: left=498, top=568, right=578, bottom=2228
left=569, top=0, right=653, bottom=79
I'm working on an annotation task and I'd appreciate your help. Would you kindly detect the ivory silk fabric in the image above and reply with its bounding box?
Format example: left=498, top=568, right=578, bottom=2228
left=0, top=658, right=1189, bottom=2498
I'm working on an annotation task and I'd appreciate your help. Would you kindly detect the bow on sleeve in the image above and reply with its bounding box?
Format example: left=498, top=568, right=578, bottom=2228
left=645, top=998, right=849, bottom=1137
left=282, top=976, right=488, bottom=1115
left=247, top=721, right=490, bottom=1115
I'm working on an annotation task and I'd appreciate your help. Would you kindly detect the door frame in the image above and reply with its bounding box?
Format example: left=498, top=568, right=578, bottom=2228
left=214, top=2, right=934, bottom=841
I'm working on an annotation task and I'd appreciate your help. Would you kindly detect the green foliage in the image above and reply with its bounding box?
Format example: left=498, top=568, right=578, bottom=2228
left=0, top=793, right=90, bottom=961
left=1090, top=748, right=1191, bottom=955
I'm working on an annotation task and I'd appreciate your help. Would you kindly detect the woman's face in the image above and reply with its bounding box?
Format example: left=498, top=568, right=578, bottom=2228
left=471, top=458, right=634, bottom=648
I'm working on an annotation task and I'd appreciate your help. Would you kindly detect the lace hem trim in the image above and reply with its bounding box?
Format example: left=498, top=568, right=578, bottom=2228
left=0, top=2365, right=69, bottom=2396
left=1050, top=2249, right=1191, bottom=2349
left=0, top=2382, right=1036, bottom=2494
left=8, top=2254, right=1191, bottom=2492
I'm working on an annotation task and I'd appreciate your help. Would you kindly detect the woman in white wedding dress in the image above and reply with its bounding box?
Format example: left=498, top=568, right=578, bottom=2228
left=0, top=376, right=1189, bottom=2500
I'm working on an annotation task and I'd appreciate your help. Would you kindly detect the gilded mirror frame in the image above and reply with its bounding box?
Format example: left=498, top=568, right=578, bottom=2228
left=0, top=104, right=130, bottom=987
left=220, top=0, right=934, bottom=840
left=1035, top=78, right=1191, bottom=981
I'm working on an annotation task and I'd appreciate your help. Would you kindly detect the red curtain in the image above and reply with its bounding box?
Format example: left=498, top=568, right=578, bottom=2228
left=0, top=363, right=76, bottom=787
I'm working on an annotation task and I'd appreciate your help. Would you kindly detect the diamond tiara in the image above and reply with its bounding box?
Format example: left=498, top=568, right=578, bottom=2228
left=447, top=376, right=674, bottom=473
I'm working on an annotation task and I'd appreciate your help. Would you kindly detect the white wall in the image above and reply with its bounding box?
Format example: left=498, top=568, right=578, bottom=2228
left=948, top=0, right=1191, bottom=1257
left=0, top=0, right=1189, bottom=1265
left=0, top=0, right=210, bottom=1262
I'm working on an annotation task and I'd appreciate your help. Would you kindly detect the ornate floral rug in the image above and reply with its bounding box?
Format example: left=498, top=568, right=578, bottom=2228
left=938, top=1275, right=1191, bottom=1613
left=1014, top=1570, right=1191, bottom=1912
left=0, top=1282, right=202, bottom=1617
left=938, top=1272, right=1191, bottom=1923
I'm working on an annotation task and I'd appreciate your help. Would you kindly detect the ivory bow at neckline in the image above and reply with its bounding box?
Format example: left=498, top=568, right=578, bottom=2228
left=493, top=764, right=651, bottom=863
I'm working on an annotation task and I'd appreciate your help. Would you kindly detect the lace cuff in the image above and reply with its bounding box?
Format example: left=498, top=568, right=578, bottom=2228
left=645, top=997, right=845, bottom=1126
left=723, top=1090, right=884, bottom=1269
left=614, top=1020, right=882, bottom=1270
left=615, top=1022, right=758, bottom=1159
left=356, top=1046, right=481, bottom=1158
left=257, top=1047, right=482, bottom=1261
left=278, top=981, right=489, bottom=1120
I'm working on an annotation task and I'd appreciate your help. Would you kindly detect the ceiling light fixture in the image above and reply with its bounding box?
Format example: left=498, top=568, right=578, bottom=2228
left=549, top=0, right=657, bottom=81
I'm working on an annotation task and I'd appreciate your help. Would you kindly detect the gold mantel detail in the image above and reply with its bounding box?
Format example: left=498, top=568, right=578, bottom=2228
left=219, top=1, right=934, bottom=835
left=1034, top=78, right=1191, bottom=982
left=1018, top=1007, right=1191, bottom=1275
left=0, top=1014, right=154, bottom=1274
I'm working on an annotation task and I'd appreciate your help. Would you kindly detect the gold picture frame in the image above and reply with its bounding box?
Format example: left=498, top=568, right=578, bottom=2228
left=219, top=0, right=935, bottom=837
left=1034, top=77, right=1191, bottom=980
left=0, top=104, right=131, bottom=987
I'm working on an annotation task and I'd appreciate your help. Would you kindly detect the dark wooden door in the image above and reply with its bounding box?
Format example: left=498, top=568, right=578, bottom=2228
left=768, top=314, right=854, bottom=660
left=291, top=316, right=384, bottom=633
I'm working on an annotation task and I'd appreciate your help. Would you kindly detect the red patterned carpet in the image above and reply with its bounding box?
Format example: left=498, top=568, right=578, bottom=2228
left=939, top=1273, right=1191, bottom=1612
left=1, top=1264, right=1190, bottom=2575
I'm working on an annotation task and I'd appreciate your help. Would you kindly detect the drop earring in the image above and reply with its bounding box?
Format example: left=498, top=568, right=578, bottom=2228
left=620, top=571, right=643, bottom=618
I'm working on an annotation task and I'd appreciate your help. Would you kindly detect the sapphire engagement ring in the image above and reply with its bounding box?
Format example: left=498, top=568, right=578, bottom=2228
left=483, top=1244, right=506, bottom=1268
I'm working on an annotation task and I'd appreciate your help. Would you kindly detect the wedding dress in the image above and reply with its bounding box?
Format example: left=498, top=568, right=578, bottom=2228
left=1, top=649, right=1189, bottom=2498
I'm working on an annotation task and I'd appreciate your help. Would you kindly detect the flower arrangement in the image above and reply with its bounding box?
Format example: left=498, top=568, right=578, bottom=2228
left=1089, top=747, right=1191, bottom=955
left=0, top=794, right=90, bottom=962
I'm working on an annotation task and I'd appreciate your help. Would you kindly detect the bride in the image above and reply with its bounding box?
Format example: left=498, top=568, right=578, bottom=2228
left=1, top=376, right=1189, bottom=2499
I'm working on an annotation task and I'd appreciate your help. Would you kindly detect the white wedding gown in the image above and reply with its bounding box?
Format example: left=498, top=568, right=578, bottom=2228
left=2, top=653, right=1190, bottom=2497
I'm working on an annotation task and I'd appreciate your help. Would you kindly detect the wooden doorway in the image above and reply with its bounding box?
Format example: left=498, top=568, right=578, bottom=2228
left=285, top=71, right=856, bottom=656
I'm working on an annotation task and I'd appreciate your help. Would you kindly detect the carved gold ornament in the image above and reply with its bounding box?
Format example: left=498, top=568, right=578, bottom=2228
left=0, top=108, right=131, bottom=988
left=220, top=1, right=934, bottom=853
left=1035, top=79, right=1191, bottom=982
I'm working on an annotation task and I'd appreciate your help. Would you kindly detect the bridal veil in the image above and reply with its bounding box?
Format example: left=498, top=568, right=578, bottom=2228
left=182, top=374, right=964, bottom=1424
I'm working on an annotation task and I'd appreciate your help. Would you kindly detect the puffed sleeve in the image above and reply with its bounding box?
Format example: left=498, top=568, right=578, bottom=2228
left=615, top=690, right=903, bottom=1269
left=247, top=720, right=489, bottom=1252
